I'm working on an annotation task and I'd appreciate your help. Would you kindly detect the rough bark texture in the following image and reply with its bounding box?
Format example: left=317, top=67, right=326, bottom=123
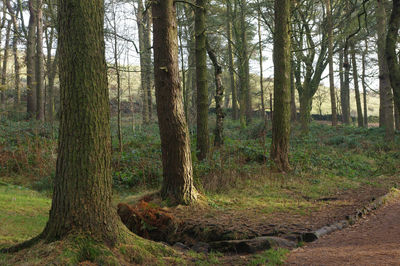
left=227, top=0, right=238, bottom=120
left=41, top=0, right=124, bottom=244
left=386, top=0, right=400, bottom=116
left=152, top=0, right=197, bottom=205
left=206, top=40, right=224, bottom=147
left=195, top=0, right=209, bottom=160
left=26, top=0, right=37, bottom=117
left=351, top=46, right=364, bottom=127
left=362, top=40, right=368, bottom=127
left=270, top=0, right=291, bottom=172
left=35, top=0, right=44, bottom=121
left=342, top=45, right=351, bottom=125
left=326, top=0, right=337, bottom=126
left=378, top=0, right=395, bottom=141
left=1, top=21, right=10, bottom=106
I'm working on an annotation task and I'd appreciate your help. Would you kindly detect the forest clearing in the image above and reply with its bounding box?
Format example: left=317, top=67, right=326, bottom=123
left=1, top=0, right=400, bottom=265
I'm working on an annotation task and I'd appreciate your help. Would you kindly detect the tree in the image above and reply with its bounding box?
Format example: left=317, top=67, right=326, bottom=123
left=270, top=0, right=291, bottom=172
left=195, top=0, right=209, bottom=161
left=351, top=44, right=364, bottom=127
left=326, top=0, right=337, bottom=126
left=386, top=0, right=400, bottom=117
left=35, top=0, right=45, bottom=121
left=1, top=21, right=10, bottom=107
left=153, top=0, right=198, bottom=204
left=26, top=0, right=37, bottom=117
left=226, top=0, right=238, bottom=120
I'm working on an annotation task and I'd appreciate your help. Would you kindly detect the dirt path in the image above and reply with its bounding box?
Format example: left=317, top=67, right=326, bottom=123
left=285, top=197, right=400, bottom=265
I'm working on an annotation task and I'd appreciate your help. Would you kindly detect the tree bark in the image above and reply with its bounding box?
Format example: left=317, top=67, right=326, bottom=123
left=258, top=10, right=266, bottom=120
left=227, top=0, right=238, bottom=120
left=206, top=40, right=224, bottom=147
left=351, top=45, right=364, bottom=127
left=342, top=45, right=351, bottom=124
left=1, top=21, right=11, bottom=107
left=270, top=0, right=291, bottom=172
left=362, top=39, right=368, bottom=127
left=195, top=0, right=209, bottom=161
left=152, top=0, right=198, bottom=204
left=326, top=0, right=337, bottom=126
left=35, top=0, right=45, bottom=121
left=378, top=0, right=395, bottom=141
left=386, top=0, right=400, bottom=118
left=26, top=0, right=37, bottom=117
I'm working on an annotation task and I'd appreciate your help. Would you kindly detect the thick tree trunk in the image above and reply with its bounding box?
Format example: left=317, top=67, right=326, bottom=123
left=299, top=90, right=312, bottom=131
left=395, top=104, right=400, bottom=131
left=152, top=0, right=198, bottom=205
left=40, top=0, right=125, bottom=244
left=206, top=40, right=224, bottom=147
left=270, top=0, right=291, bottom=172
left=351, top=45, right=364, bottom=127
left=378, top=0, right=395, bottom=141
left=226, top=0, right=238, bottom=120
left=26, top=0, right=37, bottom=117
left=326, top=0, right=337, bottom=126
left=195, top=0, right=209, bottom=161
left=386, top=0, right=400, bottom=117
left=1, top=21, right=11, bottom=107
left=35, top=0, right=45, bottom=121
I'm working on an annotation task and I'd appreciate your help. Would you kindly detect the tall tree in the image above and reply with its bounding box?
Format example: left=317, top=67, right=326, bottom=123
left=26, top=0, right=37, bottom=117
left=326, top=0, right=337, bottom=126
left=1, top=21, right=11, bottom=107
left=258, top=9, right=266, bottom=120
left=351, top=45, right=364, bottom=127
left=270, top=0, right=291, bottom=172
left=195, top=0, right=209, bottom=161
left=361, top=39, right=368, bottom=127
left=378, top=0, right=395, bottom=141
left=35, top=0, right=45, bottom=121
left=153, top=0, right=198, bottom=204
left=226, top=0, right=238, bottom=120
left=386, top=0, right=400, bottom=117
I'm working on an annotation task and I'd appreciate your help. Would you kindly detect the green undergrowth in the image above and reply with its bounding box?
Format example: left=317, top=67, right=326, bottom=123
left=248, top=248, right=289, bottom=266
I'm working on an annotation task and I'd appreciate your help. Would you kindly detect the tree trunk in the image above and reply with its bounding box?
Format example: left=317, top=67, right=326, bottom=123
left=386, top=0, right=400, bottom=119
left=326, top=0, right=337, bottom=126
left=227, top=0, right=238, bottom=120
left=290, top=64, right=297, bottom=122
left=258, top=10, right=266, bottom=120
left=195, top=0, right=209, bottom=161
left=342, top=45, right=351, bottom=124
left=35, top=0, right=45, bottom=121
left=395, top=103, right=400, bottom=131
left=26, top=0, right=37, bottom=117
left=362, top=39, right=368, bottom=127
left=206, top=40, right=224, bottom=147
left=1, top=21, right=11, bottom=107
left=299, top=90, right=312, bottom=131
left=144, top=1, right=152, bottom=122
left=378, top=0, right=395, bottom=141
left=152, top=0, right=198, bottom=205
left=270, top=0, right=291, bottom=172
left=137, top=0, right=149, bottom=125
left=40, top=0, right=125, bottom=244
left=351, top=45, right=364, bottom=127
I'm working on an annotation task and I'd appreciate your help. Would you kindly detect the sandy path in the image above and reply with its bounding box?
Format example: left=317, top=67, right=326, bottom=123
left=285, top=197, right=400, bottom=265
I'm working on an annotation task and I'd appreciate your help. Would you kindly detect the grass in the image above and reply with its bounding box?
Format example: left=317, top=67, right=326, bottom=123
left=0, top=183, right=50, bottom=249
left=248, top=248, right=289, bottom=266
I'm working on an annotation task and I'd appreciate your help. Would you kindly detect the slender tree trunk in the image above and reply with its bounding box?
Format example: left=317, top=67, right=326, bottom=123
left=386, top=0, right=400, bottom=119
left=144, top=1, right=152, bottom=122
left=290, top=64, right=297, bottom=122
left=395, top=104, right=400, bottom=131
left=342, top=45, right=351, bottom=124
left=137, top=0, right=149, bottom=125
left=339, top=48, right=344, bottom=122
left=35, top=0, right=45, bottom=121
left=178, top=18, right=187, bottom=121
left=258, top=10, right=266, bottom=120
left=206, top=40, right=224, bottom=147
left=362, top=40, right=368, bottom=127
left=351, top=45, right=364, bottom=127
left=227, top=0, right=238, bottom=120
left=326, top=0, right=337, bottom=126
left=378, top=0, right=395, bottom=141
left=195, top=0, right=209, bottom=161
left=26, top=0, right=37, bottom=117
left=152, top=0, right=198, bottom=204
left=270, top=0, right=291, bottom=172
left=1, top=21, right=11, bottom=107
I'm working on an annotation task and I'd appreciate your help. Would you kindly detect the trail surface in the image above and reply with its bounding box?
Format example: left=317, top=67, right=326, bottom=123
left=285, top=197, right=400, bottom=265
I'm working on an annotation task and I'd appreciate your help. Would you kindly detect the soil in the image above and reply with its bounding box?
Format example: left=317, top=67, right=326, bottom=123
left=169, top=186, right=388, bottom=245
left=285, top=196, right=400, bottom=265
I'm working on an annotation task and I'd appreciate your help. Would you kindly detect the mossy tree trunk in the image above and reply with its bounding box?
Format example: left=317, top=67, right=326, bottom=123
left=152, top=0, right=198, bottom=205
left=386, top=0, right=400, bottom=119
left=377, top=0, right=395, bottom=141
left=35, top=0, right=44, bottom=121
left=351, top=45, right=364, bottom=127
left=195, top=0, right=209, bottom=161
left=270, top=0, right=291, bottom=172
left=26, top=0, right=37, bottom=117
left=39, top=0, right=126, bottom=244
